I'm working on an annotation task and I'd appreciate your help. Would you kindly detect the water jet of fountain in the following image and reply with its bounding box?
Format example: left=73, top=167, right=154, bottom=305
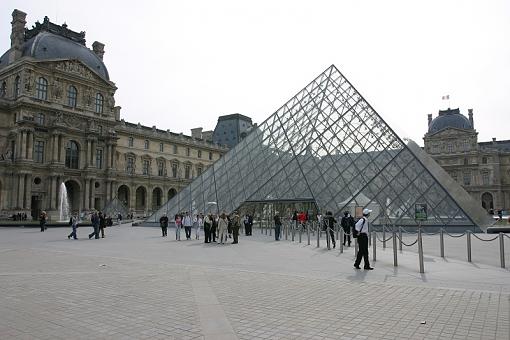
left=58, top=182, right=71, bottom=222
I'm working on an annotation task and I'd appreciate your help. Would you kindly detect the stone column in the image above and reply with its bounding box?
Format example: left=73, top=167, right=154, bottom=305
left=58, top=135, right=63, bottom=163
left=55, top=177, right=61, bottom=211
left=90, top=141, right=95, bottom=167
left=19, top=131, right=26, bottom=159
left=83, top=179, right=90, bottom=210
left=111, top=145, right=116, bottom=169
left=130, top=185, right=136, bottom=212
left=25, top=173, right=32, bottom=210
left=11, top=174, right=19, bottom=209
left=51, top=135, right=58, bottom=162
left=27, top=131, right=34, bottom=160
left=16, top=131, right=23, bottom=159
left=90, top=179, right=95, bottom=210
left=48, top=176, right=55, bottom=210
left=85, top=140, right=90, bottom=167
left=18, top=174, right=25, bottom=208
left=146, top=186, right=152, bottom=215
left=105, top=144, right=110, bottom=170
left=105, top=181, right=111, bottom=202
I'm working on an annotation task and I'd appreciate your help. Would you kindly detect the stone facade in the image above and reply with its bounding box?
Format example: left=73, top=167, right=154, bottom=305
left=0, top=10, right=227, bottom=220
left=424, top=108, right=510, bottom=213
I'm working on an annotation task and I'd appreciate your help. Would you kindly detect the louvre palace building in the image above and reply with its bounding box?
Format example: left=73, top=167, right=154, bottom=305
left=424, top=108, right=510, bottom=213
left=0, top=10, right=227, bottom=220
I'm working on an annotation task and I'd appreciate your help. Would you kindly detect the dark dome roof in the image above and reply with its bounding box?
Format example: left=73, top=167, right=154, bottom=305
left=0, top=31, right=109, bottom=80
left=428, top=108, right=472, bottom=134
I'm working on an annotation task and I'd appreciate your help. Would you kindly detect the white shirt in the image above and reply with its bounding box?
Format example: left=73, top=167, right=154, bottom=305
left=183, top=215, right=192, bottom=227
left=354, top=217, right=369, bottom=234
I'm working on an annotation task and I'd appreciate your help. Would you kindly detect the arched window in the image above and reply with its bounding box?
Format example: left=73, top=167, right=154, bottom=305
left=36, top=77, right=48, bottom=100
left=67, top=85, right=77, bottom=107
left=65, top=140, right=79, bottom=169
left=95, top=93, right=104, bottom=113
left=14, top=76, right=20, bottom=98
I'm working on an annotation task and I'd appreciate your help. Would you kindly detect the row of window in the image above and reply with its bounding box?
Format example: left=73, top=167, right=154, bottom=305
left=1, top=76, right=105, bottom=114
left=127, top=137, right=213, bottom=160
left=450, top=170, right=491, bottom=186
left=126, top=157, right=202, bottom=179
left=430, top=140, right=472, bottom=154
left=32, top=140, right=104, bottom=169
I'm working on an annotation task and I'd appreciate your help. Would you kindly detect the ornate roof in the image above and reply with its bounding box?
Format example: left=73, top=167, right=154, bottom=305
left=428, top=108, right=472, bottom=134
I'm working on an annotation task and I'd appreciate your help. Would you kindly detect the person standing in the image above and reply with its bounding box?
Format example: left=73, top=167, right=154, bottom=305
left=341, top=211, right=355, bottom=246
left=203, top=213, right=212, bottom=243
left=217, top=212, right=228, bottom=244
left=39, top=211, right=47, bottom=232
left=175, top=213, right=182, bottom=240
left=89, top=212, right=100, bottom=239
left=243, top=214, right=250, bottom=236
left=230, top=211, right=241, bottom=244
left=98, top=212, right=106, bottom=238
left=211, top=214, right=218, bottom=242
left=324, top=211, right=336, bottom=248
left=67, top=214, right=78, bottom=240
left=159, top=214, right=168, bottom=237
left=183, top=212, right=192, bottom=240
left=273, top=212, right=282, bottom=241
left=354, top=208, right=373, bottom=270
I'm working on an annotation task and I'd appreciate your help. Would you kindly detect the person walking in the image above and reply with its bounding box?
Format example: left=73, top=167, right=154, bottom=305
left=183, top=212, right=192, bottom=240
left=324, top=211, right=336, bottom=249
left=211, top=214, right=218, bottom=242
left=39, top=211, right=47, bottom=232
left=175, top=213, right=182, bottom=240
left=98, top=212, right=106, bottom=238
left=273, top=211, right=282, bottom=241
left=341, top=211, right=355, bottom=246
left=67, top=214, right=78, bottom=240
left=203, top=213, right=212, bottom=243
left=230, top=211, right=241, bottom=244
left=217, top=212, right=228, bottom=244
left=195, top=213, right=203, bottom=240
left=88, top=212, right=100, bottom=239
left=159, top=214, right=168, bottom=237
left=354, top=208, right=373, bottom=270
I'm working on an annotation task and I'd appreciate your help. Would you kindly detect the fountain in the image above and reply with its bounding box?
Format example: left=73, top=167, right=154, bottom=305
left=58, top=182, right=71, bottom=222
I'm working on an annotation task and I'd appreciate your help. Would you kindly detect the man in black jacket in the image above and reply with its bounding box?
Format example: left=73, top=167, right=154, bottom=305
left=341, top=211, right=355, bottom=246
left=324, top=211, right=336, bottom=249
left=159, top=214, right=168, bottom=237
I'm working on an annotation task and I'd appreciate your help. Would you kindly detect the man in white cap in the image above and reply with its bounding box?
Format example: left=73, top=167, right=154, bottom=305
left=354, top=208, right=374, bottom=270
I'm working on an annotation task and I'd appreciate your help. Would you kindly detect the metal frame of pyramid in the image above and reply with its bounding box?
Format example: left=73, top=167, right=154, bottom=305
left=147, top=65, right=493, bottom=230
left=102, top=196, right=129, bottom=219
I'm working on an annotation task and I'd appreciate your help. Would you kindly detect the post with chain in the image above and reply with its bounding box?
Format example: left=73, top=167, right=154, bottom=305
left=467, top=230, right=472, bottom=263
left=291, top=222, right=295, bottom=242
left=316, top=222, right=320, bottom=248
left=499, top=233, right=505, bottom=268
left=372, top=231, right=376, bottom=262
left=285, top=221, right=288, bottom=240
left=393, top=230, right=398, bottom=267
left=354, top=236, right=358, bottom=257
left=299, top=223, right=302, bottom=243
left=269, top=217, right=272, bottom=237
left=398, top=227, right=402, bottom=252
left=418, top=226, right=424, bottom=274
left=440, top=227, right=444, bottom=258
left=336, top=223, right=339, bottom=244
left=368, top=230, right=371, bottom=247
left=307, top=223, right=310, bottom=245
left=383, top=226, right=386, bottom=249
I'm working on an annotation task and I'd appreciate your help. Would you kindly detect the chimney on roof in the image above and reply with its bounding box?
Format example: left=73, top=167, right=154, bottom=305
left=9, top=9, right=26, bottom=63
left=191, top=127, right=203, bottom=139
left=468, top=108, right=474, bottom=128
left=427, top=114, right=432, bottom=126
left=492, top=137, right=497, bottom=143
left=92, top=41, right=105, bottom=60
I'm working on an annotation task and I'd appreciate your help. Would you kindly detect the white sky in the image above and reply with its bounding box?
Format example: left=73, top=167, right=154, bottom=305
left=2, top=0, right=509, bottom=145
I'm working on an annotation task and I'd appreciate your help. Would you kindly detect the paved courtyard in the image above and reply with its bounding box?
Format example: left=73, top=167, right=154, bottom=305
left=0, top=224, right=508, bottom=340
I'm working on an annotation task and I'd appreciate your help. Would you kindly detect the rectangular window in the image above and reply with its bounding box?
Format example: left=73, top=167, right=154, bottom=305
left=36, top=78, right=48, bottom=100
left=127, top=157, right=134, bottom=174
left=185, top=165, right=191, bottom=179
left=173, top=145, right=178, bottom=154
left=209, top=152, right=213, bottom=160
left=96, top=148, right=103, bottom=169
left=482, top=172, right=490, bottom=185
left=143, top=160, right=150, bottom=175
left=33, top=141, right=44, bottom=163
left=198, top=150, right=202, bottom=158
left=34, top=113, right=45, bottom=125
left=463, top=171, right=471, bottom=186
left=159, top=143, right=164, bottom=152
left=128, top=137, right=134, bottom=147
left=172, top=163, right=178, bottom=178
left=197, top=166, right=202, bottom=176
left=158, top=161, right=164, bottom=176
left=98, top=125, right=103, bottom=135
left=144, top=140, right=149, bottom=150
left=186, top=147, right=190, bottom=157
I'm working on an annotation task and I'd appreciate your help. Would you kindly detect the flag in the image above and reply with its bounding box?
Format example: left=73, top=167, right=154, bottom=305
left=442, top=95, right=450, bottom=100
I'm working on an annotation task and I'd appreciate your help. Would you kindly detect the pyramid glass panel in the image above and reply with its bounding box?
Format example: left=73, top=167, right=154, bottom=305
left=148, top=65, right=491, bottom=230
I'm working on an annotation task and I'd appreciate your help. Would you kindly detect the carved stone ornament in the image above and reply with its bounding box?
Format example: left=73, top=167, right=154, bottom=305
left=23, top=69, right=33, bottom=93
left=52, top=79, right=62, bottom=99
left=54, top=61, right=94, bottom=80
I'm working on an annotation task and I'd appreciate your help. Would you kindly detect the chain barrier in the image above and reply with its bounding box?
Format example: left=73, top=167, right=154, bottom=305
left=443, top=230, right=467, bottom=238
left=471, top=233, right=499, bottom=242
left=375, top=233, right=394, bottom=243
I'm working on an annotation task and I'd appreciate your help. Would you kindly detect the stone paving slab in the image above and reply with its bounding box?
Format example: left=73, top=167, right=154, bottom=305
left=0, top=225, right=508, bottom=339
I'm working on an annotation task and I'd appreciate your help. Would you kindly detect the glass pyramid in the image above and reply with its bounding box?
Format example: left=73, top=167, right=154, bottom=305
left=148, top=65, right=491, bottom=229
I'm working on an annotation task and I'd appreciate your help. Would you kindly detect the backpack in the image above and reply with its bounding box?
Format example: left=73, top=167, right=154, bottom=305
left=352, top=218, right=365, bottom=238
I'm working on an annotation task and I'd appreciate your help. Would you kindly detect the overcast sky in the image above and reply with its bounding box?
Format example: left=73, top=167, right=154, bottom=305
left=2, top=0, right=509, bottom=145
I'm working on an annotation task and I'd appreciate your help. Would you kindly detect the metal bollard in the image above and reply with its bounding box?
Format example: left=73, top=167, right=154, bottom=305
left=383, top=227, right=386, bottom=249
left=307, top=224, right=310, bottom=245
left=285, top=223, right=288, bottom=240
left=467, top=230, right=472, bottom=263
left=316, top=224, right=320, bottom=248
left=336, top=224, right=339, bottom=244
left=269, top=219, right=272, bottom=236
left=372, top=231, right=376, bottom=262
left=354, top=237, right=358, bottom=257
left=418, top=228, right=424, bottom=273
left=299, top=224, right=302, bottom=243
left=326, top=228, right=331, bottom=250
left=440, top=228, right=444, bottom=258
left=292, top=224, right=295, bottom=241
left=500, top=233, right=505, bottom=268
left=393, top=231, right=398, bottom=267
left=368, top=230, right=371, bottom=247
left=339, top=228, right=344, bottom=254
left=398, top=227, right=402, bottom=252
